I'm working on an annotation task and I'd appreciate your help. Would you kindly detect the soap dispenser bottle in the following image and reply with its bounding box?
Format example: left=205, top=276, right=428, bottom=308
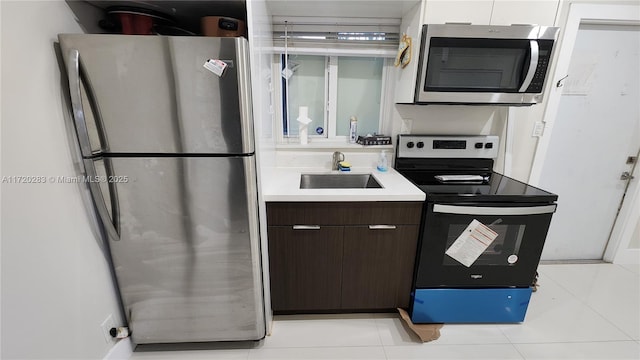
left=348, top=116, right=358, bottom=144
left=377, top=150, right=388, bottom=172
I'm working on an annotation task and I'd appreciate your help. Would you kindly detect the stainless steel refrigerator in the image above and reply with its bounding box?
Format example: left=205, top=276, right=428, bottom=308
left=57, top=34, right=265, bottom=344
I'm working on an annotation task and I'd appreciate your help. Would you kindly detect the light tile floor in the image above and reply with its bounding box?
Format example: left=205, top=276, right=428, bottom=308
left=131, top=264, right=640, bottom=360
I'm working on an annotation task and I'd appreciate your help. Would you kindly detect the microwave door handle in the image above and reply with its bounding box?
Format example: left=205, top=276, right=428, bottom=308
left=518, top=40, right=539, bottom=92
left=433, top=204, right=557, bottom=216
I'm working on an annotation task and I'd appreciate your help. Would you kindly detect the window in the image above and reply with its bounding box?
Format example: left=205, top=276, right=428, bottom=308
left=336, top=56, right=384, bottom=137
left=271, top=16, right=400, bottom=144
left=279, top=54, right=387, bottom=141
left=282, top=55, right=326, bottom=137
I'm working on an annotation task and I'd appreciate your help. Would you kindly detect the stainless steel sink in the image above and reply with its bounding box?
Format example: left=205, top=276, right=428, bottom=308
left=300, top=174, right=383, bottom=189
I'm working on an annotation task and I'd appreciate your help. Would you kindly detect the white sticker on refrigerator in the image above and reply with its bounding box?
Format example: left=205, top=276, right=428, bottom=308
left=203, top=59, right=228, bottom=77
left=445, top=219, right=499, bottom=268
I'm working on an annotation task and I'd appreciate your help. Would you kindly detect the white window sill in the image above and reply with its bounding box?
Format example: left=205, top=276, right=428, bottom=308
left=276, top=140, right=393, bottom=151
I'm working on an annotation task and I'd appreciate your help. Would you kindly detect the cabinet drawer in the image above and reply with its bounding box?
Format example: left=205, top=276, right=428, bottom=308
left=266, top=202, right=423, bottom=226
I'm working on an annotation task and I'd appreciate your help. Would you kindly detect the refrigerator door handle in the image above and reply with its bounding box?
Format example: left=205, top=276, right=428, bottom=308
left=83, top=158, right=120, bottom=241
left=66, top=49, right=94, bottom=158
left=236, top=39, right=255, bottom=154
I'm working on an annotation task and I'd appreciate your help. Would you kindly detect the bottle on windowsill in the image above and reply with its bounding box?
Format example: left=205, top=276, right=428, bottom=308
left=348, top=116, right=358, bottom=144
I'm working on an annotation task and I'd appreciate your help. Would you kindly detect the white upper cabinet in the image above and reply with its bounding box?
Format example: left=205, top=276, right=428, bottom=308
left=491, top=0, right=559, bottom=26
left=422, top=0, right=559, bottom=26
left=423, top=0, right=493, bottom=25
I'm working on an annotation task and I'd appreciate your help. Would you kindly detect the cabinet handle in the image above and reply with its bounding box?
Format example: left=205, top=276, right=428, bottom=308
left=293, top=225, right=321, bottom=230
left=368, top=225, right=397, bottom=230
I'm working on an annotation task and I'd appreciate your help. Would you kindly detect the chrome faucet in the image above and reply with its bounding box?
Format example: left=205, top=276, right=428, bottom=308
left=332, top=151, right=345, bottom=171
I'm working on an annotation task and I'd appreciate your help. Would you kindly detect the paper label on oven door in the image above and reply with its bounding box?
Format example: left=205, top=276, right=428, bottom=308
left=445, top=219, right=499, bottom=268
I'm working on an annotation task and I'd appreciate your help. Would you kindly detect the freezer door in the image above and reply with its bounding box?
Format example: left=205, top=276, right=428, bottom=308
left=97, top=156, right=265, bottom=343
left=58, top=34, right=254, bottom=155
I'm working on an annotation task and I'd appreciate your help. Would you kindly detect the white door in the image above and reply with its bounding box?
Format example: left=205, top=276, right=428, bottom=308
left=536, top=23, right=640, bottom=260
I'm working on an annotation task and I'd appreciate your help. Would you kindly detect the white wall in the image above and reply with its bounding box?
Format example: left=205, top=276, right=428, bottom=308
left=1, top=1, right=124, bottom=359
left=630, top=220, right=639, bottom=249
left=390, top=89, right=545, bottom=182
left=248, top=0, right=276, bottom=167
left=392, top=104, right=510, bottom=170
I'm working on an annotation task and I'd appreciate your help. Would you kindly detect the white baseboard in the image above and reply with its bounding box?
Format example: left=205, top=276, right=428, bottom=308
left=613, top=249, right=640, bottom=265
left=103, top=338, right=133, bottom=360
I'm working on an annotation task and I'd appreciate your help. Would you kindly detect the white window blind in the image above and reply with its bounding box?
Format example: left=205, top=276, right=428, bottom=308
left=272, top=16, right=401, bottom=57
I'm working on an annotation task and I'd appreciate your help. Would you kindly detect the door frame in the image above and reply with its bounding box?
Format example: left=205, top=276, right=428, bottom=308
left=529, top=2, right=640, bottom=263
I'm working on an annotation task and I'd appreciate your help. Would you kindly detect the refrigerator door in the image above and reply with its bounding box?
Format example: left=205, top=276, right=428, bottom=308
left=92, top=155, right=265, bottom=343
left=58, top=34, right=254, bottom=155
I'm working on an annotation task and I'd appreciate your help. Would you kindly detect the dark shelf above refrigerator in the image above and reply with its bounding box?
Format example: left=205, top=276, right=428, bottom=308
left=65, top=0, right=246, bottom=35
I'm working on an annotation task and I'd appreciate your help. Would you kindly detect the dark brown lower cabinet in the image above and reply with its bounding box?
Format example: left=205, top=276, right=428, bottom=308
left=341, top=225, right=419, bottom=309
left=268, top=226, right=343, bottom=312
left=266, top=202, right=422, bottom=313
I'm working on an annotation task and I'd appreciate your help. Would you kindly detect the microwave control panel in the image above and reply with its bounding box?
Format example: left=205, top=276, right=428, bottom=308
left=525, top=40, right=555, bottom=93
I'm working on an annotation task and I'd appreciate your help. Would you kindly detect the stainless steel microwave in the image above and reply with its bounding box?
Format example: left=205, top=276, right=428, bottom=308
left=415, top=24, right=559, bottom=106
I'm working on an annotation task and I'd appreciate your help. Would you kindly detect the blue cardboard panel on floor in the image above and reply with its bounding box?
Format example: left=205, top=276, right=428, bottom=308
left=411, top=288, right=533, bottom=323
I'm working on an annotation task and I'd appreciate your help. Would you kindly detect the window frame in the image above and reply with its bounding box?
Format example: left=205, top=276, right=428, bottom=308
left=273, top=54, right=392, bottom=145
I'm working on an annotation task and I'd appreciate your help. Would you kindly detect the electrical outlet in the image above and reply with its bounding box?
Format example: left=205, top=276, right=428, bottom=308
left=532, top=121, right=545, bottom=137
left=100, top=314, right=115, bottom=344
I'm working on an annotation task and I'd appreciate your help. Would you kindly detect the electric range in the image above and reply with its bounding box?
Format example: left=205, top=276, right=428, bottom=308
left=395, top=135, right=558, bottom=323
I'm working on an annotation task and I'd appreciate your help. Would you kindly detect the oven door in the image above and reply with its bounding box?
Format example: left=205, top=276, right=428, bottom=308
left=414, top=202, right=557, bottom=288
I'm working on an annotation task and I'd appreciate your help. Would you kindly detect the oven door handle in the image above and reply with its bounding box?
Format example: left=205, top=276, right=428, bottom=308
left=433, top=204, right=556, bottom=216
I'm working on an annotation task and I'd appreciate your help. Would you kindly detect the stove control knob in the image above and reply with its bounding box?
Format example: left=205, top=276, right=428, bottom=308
left=485, top=142, right=494, bottom=149
left=475, top=142, right=484, bottom=149
left=407, top=141, right=415, bottom=148
left=416, top=141, right=424, bottom=149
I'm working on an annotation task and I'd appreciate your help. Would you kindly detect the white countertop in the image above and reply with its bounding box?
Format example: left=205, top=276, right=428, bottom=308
left=261, top=166, right=425, bottom=202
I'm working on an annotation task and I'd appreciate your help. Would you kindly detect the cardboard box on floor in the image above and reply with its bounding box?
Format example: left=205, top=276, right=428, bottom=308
left=397, top=308, right=443, bottom=342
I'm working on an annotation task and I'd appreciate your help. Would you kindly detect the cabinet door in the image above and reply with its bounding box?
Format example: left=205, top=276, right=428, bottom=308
left=423, top=0, right=493, bottom=25
left=268, top=226, right=343, bottom=312
left=341, top=225, right=419, bottom=309
left=490, top=0, right=559, bottom=26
